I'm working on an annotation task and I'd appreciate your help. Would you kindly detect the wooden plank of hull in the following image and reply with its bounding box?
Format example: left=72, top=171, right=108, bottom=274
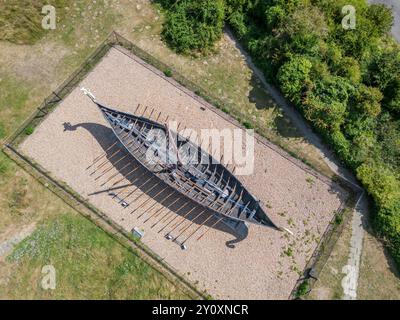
left=95, top=102, right=280, bottom=231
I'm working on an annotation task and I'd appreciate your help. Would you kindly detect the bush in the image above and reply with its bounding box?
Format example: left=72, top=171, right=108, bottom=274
left=296, top=279, right=310, bottom=298
left=357, top=162, right=400, bottom=264
left=158, top=0, right=400, bottom=269
left=161, top=0, right=225, bottom=54
left=24, top=126, right=34, bottom=135
left=227, top=10, right=247, bottom=37
left=163, top=68, right=173, bottom=77
left=277, top=56, right=312, bottom=105
left=335, top=214, right=343, bottom=225
left=242, top=121, right=254, bottom=129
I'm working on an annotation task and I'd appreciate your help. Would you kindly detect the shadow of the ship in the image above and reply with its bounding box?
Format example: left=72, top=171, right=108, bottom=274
left=63, top=121, right=248, bottom=248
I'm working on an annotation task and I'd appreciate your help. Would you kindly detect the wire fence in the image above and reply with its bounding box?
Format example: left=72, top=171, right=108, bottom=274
left=3, top=30, right=358, bottom=300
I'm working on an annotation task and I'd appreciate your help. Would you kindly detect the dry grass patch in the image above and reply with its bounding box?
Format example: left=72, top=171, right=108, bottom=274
left=307, top=218, right=352, bottom=300
left=0, top=213, right=188, bottom=299
left=358, top=231, right=400, bottom=300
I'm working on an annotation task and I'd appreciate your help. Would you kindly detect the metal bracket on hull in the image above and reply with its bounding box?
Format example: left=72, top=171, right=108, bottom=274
left=108, top=191, right=129, bottom=208
left=166, top=214, right=248, bottom=250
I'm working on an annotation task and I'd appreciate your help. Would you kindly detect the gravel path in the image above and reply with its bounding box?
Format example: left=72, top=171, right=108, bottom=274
left=19, top=46, right=348, bottom=299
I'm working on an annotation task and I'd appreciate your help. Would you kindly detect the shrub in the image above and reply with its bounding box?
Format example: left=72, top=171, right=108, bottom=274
left=164, top=68, right=173, bottom=77
left=242, top=121, right=254, bottom=129
left=0, top=153, right=10, bottom=175
left=296, top=279, right=310, bottom=298
left=227, top=10, right=247, bottom=37
left=161, top=0, right=225, bottom=54
left=24, top=126, right=34, bottom=135
left=335, top=214, right=343, bottom=225
left=277, top=56, right=312, bottom=105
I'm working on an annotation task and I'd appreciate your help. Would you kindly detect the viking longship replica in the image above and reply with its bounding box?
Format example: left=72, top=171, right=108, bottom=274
left=82, top=88, right=281, bottom=232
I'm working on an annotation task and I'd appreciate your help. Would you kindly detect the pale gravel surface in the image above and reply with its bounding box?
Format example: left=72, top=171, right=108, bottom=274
left=20, top=47, right=348, bottom=299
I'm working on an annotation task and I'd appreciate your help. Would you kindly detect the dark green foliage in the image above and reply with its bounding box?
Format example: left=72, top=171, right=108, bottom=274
left=242, top=121, right=254, bottom=129
left=223, top=0, right=400, bottom=268
left=161, top=0, right=225, bottom=54
left=296, top=279, right=310, bottom=298
left=164, top=68, right=173, bottom=77
left=377, top=113, right=400, bottom=169
left=366, top=4, right=394, bottom=37
left=24, top=126, right=34, bottom=135
left=335, top=214, right=343, bottom=225
left=277, top=56, right=312, bottom=105
left=159, top=0, right=400, bottom=267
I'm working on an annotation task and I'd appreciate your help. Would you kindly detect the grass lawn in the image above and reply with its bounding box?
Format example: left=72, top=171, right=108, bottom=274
left=0, top=213, right=187, bottom=299
left=358, top=230, right=400, bottom=299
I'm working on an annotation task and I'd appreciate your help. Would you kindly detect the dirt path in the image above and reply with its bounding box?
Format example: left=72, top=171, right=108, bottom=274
left=224, top=29, right=367, bottom=300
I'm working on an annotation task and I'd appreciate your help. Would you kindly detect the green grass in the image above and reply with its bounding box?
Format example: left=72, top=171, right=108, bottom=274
left=0, top=0, right=70, bottom=44
left=0, top=151, right=12, bottom=175
left=2, top=213, right=187, bottom=299
left=242, top=121, right=254, bottom=129
left=0, top=75, right=34, bottom=141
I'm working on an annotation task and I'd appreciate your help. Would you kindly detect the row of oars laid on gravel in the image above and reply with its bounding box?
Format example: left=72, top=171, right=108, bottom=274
left=85, top=104, right=233, bottom=249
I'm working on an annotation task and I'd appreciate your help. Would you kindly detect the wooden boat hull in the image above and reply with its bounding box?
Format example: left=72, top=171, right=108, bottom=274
left=92, top=100, right=280, bottom=231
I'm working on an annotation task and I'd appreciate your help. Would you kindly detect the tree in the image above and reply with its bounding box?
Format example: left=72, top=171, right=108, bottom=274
left=161, top=0, right=225, bottom=54
left=353, top=85, right=383, bottom=117
left=367, top=50, right=400, bottom=90
left=277, top=56, right=312, bottom=105
left=377, top=113, right=400, bottom=169
left=383, top=76, right=400, bottom=116
left=336, top=56, right=361, bottom=84
left=366, top=4, right=394, bottom=37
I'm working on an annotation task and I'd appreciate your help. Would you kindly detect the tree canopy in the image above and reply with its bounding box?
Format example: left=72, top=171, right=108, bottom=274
left=159, top=0, right=400, bottom=268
